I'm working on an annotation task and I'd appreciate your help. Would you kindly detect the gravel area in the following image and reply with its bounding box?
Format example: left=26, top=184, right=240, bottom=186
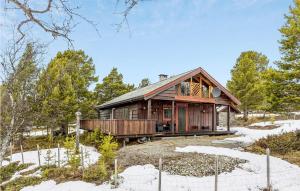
left=117, top=135, right=247, bottom=177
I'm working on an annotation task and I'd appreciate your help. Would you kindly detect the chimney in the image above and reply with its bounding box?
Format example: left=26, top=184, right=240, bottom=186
left=159, top=74, right=168, bottom=81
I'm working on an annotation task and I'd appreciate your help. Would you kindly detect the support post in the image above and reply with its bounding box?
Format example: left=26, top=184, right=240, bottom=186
left=158, top=158, right=162, bottom=191
left=266, top=148, right=271, bottom=190
left=147, top=99, right=152, bottom=119
left=200, top=77, right=202, bottom=98
left=212, top=104, right=216, bottom=131
left=171, top=100, right=175, bottom=134
left=227, top=105, right=231, bottom=131
left=111, top=108, right=115, bottom=119
left=75, top=111, right=81, bottom=152
left=215, top=155, right=219, bottom=191
left=190, top=77, right=193, bottom=96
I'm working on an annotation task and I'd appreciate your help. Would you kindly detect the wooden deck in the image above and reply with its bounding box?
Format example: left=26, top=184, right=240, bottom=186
left=80, top=119, right=235, bottom=138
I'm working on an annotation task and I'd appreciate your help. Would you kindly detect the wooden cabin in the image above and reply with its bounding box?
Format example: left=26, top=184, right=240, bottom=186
left=80, top=67, right=241, bottom=138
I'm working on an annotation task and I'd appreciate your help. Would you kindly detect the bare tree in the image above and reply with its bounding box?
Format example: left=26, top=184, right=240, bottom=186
left=3, top=0, right=140, bottom=46
left=0, top=37, right=43, bottom=166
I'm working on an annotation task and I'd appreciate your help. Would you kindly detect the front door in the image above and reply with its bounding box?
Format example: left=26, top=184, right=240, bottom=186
left=177, top=104, right=188, bottom=133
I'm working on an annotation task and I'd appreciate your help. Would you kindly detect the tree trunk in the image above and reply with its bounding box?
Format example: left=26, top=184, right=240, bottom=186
left=61, top=123, right=68, bottom=136
left=243, top=109, right=248, bottom=121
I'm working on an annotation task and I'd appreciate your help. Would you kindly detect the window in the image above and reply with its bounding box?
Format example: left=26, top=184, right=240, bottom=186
left=163, top=107, right=172, bottom=120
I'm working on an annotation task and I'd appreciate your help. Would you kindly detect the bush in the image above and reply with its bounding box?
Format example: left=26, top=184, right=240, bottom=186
left=248, top=132, right=300, bottom=156
left=99, top=135, right=118, bottom=165
left=2, top=176, right=44, bottom=191
left=0, top=162, right=33, bottom=182
left=42, top=166, right=82, bottom=183
left=80, top=128, right=104, bottom=147
left=82, top=160, right=108, bottom=182
left=63, top=136, right=81, bottom=169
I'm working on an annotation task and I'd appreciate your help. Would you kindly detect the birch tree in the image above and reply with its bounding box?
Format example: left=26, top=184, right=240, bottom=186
left=0, top=41, right=41, bottom=166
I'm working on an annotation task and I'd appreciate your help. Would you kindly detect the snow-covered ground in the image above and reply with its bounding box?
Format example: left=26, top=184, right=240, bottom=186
left=21, top=146, right=300, bottom=191
left=2, top=145, right=99, bottom=167
left=1, top=145, right=100, bottom=186
left=24, top=127, right=85, bottom=137
left=224, top=120, right=300, bottom=144
left=6, top=120, right=300, bottom=191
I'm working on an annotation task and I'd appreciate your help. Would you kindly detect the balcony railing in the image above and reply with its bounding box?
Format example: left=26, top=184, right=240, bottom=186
left=177, top=82, right=212, bottom=98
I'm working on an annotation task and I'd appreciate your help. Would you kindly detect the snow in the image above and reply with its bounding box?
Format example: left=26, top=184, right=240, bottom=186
left=2, top=145, right=99, bottom=168
left=11, top=120, right=300, bottom=190
left=1, top=144, right=100, bottom=186
left=21, top=146, right=300, bottom=191
left=25, top=128, right=85, bottom=137
left=224, top=120, right=300, bottom=144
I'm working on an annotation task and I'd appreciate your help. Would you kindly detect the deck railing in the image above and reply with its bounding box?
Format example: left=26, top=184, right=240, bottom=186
left=80, top=119, right=157, bottom=136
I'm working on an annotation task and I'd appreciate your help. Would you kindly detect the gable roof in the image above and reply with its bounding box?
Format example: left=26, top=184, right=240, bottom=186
left=96, top=67, right=240, bottom=109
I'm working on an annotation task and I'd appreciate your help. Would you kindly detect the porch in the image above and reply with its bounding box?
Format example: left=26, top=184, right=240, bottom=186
left=80, top=119, right=235, bottom=138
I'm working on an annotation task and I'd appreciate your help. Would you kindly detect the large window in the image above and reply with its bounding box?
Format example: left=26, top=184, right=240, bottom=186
left=163, top=107, right=172, bottom=120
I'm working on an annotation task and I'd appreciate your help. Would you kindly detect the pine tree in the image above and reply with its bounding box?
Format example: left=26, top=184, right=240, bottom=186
left=95, top=68, right=134, bottom=104
left=138, top=78, right=151, bottom=88
left=269, top=0, right=300, bottom=112
left=37, top=50, right=98, bottom=134
left=227, top=51, right=269, bottom=120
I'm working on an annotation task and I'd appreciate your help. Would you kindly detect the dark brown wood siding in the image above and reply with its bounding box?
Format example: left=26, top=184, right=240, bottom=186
left=188, top=103, right=213, bottom=131
left=152, top=86, right=176, bottom=100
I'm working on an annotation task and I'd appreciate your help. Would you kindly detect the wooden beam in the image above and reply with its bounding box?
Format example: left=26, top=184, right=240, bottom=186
left=111, top=108, right=115, bottom=119
left=175, top=96, right=216, bottom=104
left=171, top=100, right=175, bottom=134
left=190, top=77, right=193, bottom=96
left=147, top=99, right=152, bottom=119
left=212, top=104, right=216, bottom=131
left=227, top=105, right=230, bottom=131
left=200, top=77, right=202, bottom=98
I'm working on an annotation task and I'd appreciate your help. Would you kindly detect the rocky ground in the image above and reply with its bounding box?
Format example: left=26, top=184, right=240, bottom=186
left=117, top=135, right=246, bottom=177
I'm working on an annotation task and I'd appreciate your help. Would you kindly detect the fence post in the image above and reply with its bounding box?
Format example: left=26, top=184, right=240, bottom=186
left=81, top=147, right=84, bottom=169
left=20, top=145, right=24, bottom=164
left=214, top=155, right=219, bottom=191
left=123, top=139, right=126, bottom=148
left=57, top=143, right=60, bottom=167
left=114, top=159, right=118, bottom=177
left=75, top=111, right=81, bottom=152
left=266, top=148, right=271, bottom=190
left=10, top=142, right=13, bottom=162
left=158, top=158, right=162, bottom=191
left=37, top=144, right=41, bottom=167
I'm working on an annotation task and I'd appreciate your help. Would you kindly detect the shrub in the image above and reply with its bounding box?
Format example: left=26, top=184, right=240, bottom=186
left=42, top=166, right=82, bottom=183
left=270, top=116, right=275, bottom=124
left=80, top=128, right=104, bottom=147
left=248, top=132, right=300, bottom=156
left=99, top=135, right=118, bottom=164
left=0, top=162, right=32, bottom=182
left=63, top=136, right=81, bottom=169
left=2, top=176, right=44, bottom=191
left=82, top=160, right=108, bottom=182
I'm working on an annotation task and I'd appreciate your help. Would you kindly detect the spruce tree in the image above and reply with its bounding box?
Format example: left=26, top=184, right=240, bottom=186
left=95, top=68, right=135, bottom=104
left=270, top=0, right=300, bottom=112
left=37, top=50, right=98, bottom=134
left=227, top=51, right=269, bottom=120
left=139, top=78, right=151, bottom=88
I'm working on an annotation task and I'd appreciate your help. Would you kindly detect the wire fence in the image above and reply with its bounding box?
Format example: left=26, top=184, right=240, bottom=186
left=3, top=145, right=300, bottom=191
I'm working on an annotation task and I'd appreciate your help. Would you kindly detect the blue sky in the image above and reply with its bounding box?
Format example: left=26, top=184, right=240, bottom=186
left=1, top=0, right=294, bottom=86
